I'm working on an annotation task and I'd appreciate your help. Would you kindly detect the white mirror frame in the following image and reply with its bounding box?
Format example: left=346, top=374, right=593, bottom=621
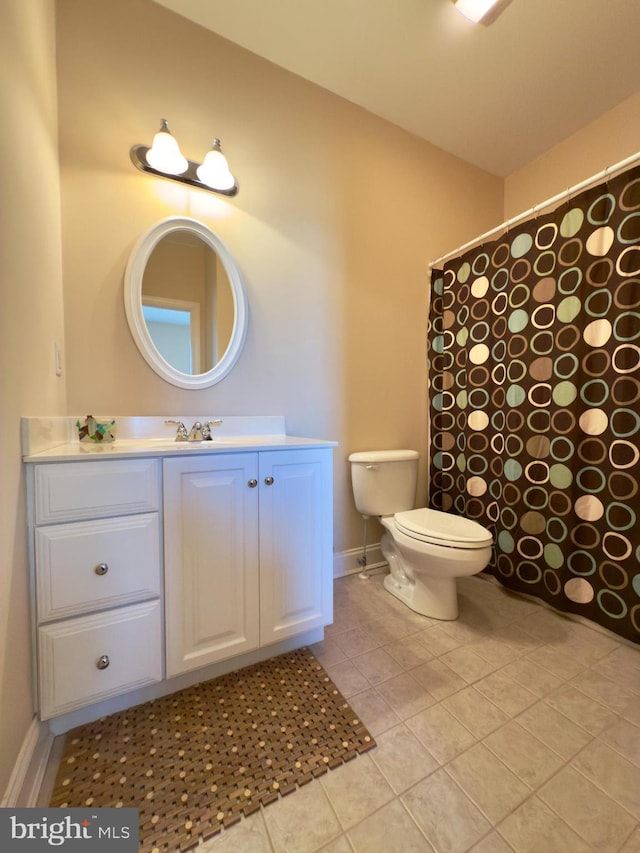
left=124, top=216, right=248, bottom=389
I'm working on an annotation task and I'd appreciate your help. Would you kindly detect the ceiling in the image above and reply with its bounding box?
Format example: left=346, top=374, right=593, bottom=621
left=153, top=0, right=640, bottom=177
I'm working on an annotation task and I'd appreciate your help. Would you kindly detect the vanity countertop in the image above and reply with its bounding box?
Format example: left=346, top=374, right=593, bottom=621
left=22, top=416, right=337, bottom=463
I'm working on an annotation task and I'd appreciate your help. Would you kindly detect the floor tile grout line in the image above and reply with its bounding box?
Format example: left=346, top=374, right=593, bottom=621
left=331, top=782, right=435, bottom=853
left=329, top=626, right=633, bottom=739
left=593, top=718, right=640, bottom=769
left=317, top=757, right=368, bottom=840
left=517, top=742, right=639, bottom=853
left=302, top=572, right=637, bottom=846
left=567, top=732, right=640, bottom=824
left=328, top=579, right=640, bottom=851
left=402, top=686, right=640, bottom=831
left=347, top=686, right=585, bottom=845
left=257, top=802, right=278, bottom=852
left=464, top=737, right=621, bottom=853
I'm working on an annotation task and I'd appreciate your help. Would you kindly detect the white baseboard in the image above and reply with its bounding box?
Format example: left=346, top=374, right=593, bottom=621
left=0, top=716, right=53, bottom=807
left=333, top=542, right=387, bottom=578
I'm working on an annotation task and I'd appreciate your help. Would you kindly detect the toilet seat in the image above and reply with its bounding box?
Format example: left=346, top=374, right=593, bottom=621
left=394, top=508, right=492, bottom=550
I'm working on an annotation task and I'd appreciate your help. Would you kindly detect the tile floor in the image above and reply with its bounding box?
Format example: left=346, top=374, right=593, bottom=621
left=198, top=571, right=640, bottom=853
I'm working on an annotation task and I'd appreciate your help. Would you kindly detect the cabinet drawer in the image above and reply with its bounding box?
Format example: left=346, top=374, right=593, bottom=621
left=36, top=514, right=161, bottom=622
left=34, top=459, right=159, bottom=524
left=38, top=600, right=162, bottom=719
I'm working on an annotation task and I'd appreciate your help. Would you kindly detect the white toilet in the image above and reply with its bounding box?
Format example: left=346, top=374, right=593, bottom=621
left=348, top=450, right=493, bottom=620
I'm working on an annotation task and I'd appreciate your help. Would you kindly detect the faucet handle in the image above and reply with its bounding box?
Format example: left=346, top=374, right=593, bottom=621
left=165, top=419, right=188, bottom=441
left=202, top=419, right=223, bottom=440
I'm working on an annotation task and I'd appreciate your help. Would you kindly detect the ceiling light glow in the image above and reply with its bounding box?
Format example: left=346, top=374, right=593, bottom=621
left=453, top=0, right=512, bottom=25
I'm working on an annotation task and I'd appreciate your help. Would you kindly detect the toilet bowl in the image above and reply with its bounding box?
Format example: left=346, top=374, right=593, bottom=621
left=380, top=508, right=492, bottom=620
left=349, top=450, right=493, bottom=620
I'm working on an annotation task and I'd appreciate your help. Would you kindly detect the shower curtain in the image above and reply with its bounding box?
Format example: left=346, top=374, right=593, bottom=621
left=428, top=164, right=640, bottom=644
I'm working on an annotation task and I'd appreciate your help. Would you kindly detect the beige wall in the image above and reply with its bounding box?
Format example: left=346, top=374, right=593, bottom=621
left=3, top=0, right=639, bottom=798
left=505, top=90, right=640, bottom=217
left=0, top=0, right=66, bottom=795
left=56, top=0, right=503, bottom=554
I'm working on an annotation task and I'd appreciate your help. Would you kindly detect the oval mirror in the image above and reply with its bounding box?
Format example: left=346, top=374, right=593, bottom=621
left=124, top=216, right=248, bottom=389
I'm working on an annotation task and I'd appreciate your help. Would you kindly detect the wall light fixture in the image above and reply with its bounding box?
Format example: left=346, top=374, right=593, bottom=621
left=130, top=119, right=239, bottom=196
left=452, top=0, right=513, bottom=25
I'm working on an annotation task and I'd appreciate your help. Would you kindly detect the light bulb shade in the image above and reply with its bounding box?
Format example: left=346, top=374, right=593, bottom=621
left=196, top=140, right=236, bottom=191
left=145, top=120, right=189, bottom=175
left=453, top=0, right=512, bottom=24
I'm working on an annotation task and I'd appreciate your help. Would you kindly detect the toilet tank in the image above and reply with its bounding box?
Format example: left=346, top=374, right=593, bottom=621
left=348, top=450, right=419, bottom=517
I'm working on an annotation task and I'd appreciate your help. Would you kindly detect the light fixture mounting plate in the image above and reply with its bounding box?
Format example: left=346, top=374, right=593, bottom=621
left=130, top=145, right=239, bottom=197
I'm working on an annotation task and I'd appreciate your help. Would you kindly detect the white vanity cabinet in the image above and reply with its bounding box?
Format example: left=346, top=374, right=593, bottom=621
left=30, top=460, right=163, bottom=720
left=23, top=416, right=336, bottom=729
left=163, top=447, right=333, bottom=677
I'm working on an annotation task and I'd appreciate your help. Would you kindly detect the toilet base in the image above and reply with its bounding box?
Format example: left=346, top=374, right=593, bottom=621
left=383, top=570, right=459, bottom=620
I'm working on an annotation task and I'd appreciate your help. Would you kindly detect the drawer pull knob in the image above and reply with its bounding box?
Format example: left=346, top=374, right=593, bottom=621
left=95, top=562, right=109, bottom=576
left=96, top=654, right=110, bottom=670
left=264, top=476, right=274, bottom=486
left=248, top=479, right=258, bottom=488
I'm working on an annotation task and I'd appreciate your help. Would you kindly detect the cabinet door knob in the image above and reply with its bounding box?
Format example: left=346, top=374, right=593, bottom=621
left=248, top=479, right=258, bottom=488
left=264, top=476, right=274, bottom=486
left=96, top=654, right=110, bottom=670
left=95, top=562, right=109, bottom=576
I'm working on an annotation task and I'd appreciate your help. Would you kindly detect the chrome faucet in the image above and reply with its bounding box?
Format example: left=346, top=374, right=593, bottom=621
left=165, top=419, right=188, bottom=441
left=187, top=419, right=223, bottom=441
left=187, top=421, right=205, bottom=441
left=165, top=418, right=223, bottom=441
left=202, top=419, right=223, bottom=440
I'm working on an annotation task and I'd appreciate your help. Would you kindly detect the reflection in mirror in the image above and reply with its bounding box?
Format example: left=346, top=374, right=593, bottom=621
left=124, top=217, right=248, bottom=390
left=141, top=231, right=234, bottom=374
left=142, top=301, right=199, bottom=373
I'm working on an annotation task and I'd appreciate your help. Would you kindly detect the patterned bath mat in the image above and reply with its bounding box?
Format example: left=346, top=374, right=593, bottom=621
left=50, top=647, right=375, bottom=852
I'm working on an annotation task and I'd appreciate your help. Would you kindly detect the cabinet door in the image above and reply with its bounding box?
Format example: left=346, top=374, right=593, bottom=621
left=164, top=454, right=259, bottom=677
left=259, top=448, right=333, bottom=645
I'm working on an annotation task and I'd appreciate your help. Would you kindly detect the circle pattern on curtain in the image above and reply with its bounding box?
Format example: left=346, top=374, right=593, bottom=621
left=428, top=166, right=640, bottom=644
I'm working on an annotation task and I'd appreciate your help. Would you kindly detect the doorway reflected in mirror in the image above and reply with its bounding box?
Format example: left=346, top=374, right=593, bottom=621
left=141, top=232, right=233, bottom=375
left=142, top=301, right=198, bottom=373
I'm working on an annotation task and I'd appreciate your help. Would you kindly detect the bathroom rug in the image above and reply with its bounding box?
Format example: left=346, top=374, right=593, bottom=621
left=49, top=646, right=375, bottom=852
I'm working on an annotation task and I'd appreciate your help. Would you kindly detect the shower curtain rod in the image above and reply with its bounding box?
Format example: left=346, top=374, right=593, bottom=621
left=429, top=149, right=640, bottom=269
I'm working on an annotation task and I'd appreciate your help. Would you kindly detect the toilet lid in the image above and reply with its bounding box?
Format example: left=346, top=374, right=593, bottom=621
left=395, top=508, right=493, bottom=549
